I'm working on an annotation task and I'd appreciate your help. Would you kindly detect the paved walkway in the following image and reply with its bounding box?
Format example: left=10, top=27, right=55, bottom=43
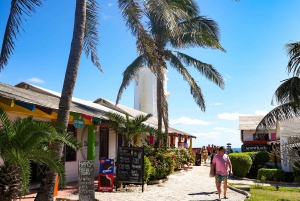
left=53, top=164, right=246, bottom=201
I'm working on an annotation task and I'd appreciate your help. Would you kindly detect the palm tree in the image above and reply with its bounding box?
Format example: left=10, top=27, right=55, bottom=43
left=104, top=111, right=163, bottom=147
left=0, top=107, right=81, bottom=201
left=256, top=42, right=300, bottom=133
left=255, top=42, right=300, bottom=170
left=116, top=0, right=225, bottom=145
left=1, top=1, right=101, bottom=199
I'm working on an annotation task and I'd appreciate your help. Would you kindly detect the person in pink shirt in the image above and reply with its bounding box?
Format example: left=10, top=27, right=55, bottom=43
left=210, top=146, right=233, bottom=201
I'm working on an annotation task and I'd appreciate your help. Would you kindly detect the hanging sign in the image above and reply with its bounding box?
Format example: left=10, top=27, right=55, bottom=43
left=73, top=117, right=85, bottom=128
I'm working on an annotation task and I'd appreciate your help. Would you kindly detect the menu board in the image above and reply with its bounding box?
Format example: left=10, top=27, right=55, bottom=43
left=78, top=160, right=95, bottom=201
left=116, top=147, right=144, bottom=192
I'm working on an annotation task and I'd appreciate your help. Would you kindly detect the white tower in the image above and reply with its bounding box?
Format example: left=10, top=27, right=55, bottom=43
left=134, top=67, right=170, bottom=118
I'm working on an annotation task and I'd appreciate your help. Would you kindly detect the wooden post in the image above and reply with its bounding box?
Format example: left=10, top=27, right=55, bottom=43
left=87, top=125, right=95, bottom=160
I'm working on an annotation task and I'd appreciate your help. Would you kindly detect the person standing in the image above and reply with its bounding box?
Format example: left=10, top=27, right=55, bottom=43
left=207, top=144, right=211, bottom=162
left=202, top=146, right=208, bottom=164
left=210, top=146, right=233, bottom=201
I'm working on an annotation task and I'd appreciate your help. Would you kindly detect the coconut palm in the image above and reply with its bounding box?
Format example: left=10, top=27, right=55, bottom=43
left=116, top=0, right=225, bottom=144
left=104, top=111, right=163, bottom=147
left=0, top=107, right=81, bottom=201
left=256, top=42, right=300, bottom=133
left=255, top=42, right=300, bottom=170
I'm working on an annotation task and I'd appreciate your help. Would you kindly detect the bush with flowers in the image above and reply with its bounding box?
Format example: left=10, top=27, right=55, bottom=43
left=141, top=145, right=194, bottom=180
left=142, top=147, right=175, bottom=180
left=168, top=148, right=194, bottom=171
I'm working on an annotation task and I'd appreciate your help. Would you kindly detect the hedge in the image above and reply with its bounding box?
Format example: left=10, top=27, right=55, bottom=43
left=245, top=151, right=270, bottom=167
left=229, top=153, right=252, bottom=178
left=257, top=168, right=285, bottom=181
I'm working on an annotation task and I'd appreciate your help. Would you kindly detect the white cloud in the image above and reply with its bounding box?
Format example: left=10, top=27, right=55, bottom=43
left=225, top=74, right=232, bottom=78
left=170, top=116, right=212, bottom=125
left=27, top=77, right=44, bottom=83
left=213, top=127, right=238, bottom=134
left=102, top=13, right=112, bottom=20
left=255, top=110, right=268, bottom=115
left=108, top=3, right=112, bottom=7
left=193, top=132, right=221, bottom=140
left=210, top=103, right=222, bottom=106
left=217, top=112, right=251, bottom=120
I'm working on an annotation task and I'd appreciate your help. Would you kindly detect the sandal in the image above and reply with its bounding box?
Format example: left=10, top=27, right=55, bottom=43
left=224, top=195, right=228, bottom=199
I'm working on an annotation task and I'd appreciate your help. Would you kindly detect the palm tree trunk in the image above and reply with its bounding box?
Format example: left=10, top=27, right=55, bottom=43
left=156, top=76, right=163, bottom=148
left=34, top=1, right=86, bottom=200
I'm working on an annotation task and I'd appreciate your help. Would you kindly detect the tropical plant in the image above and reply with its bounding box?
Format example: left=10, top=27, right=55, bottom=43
left=147, top=149, right=175, bottom=180
left=1, top=0, right=102, bottom=200
left=168, top=147, right=194, bottom=171
left=104, top=111, right=163, bottom=147
left=0, top=107, right=81, bottom=201
left=255, top=42, right=300, bottom=172
left=116, top=0, right=225, bottom=144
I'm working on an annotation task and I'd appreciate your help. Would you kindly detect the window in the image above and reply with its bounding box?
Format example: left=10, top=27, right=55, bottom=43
left=65, top=125, right=77, bottom=162
left=253, top=133, right=269, bottom=141
left=99, top=127, right=109, bottom=159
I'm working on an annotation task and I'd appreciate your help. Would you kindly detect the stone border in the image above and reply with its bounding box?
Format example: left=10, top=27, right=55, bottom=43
left=232, top=175, right=300, bottom=185
left=228, top=185, right=251, bottom=199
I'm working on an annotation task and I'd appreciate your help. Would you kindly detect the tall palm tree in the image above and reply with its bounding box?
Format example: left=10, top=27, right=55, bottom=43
left=104, top=111, right=163, bottom=147
left=116, top=0, right=225, bottom=145
left=1, top=0, right=102, bottom=200
left=0, top=107, right=81, bottom=201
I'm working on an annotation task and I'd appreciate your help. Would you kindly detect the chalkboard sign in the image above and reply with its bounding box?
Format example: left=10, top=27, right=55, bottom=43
left=78, top=160, right=95, bottom=201
left=116, top=147, right=144, bottom=192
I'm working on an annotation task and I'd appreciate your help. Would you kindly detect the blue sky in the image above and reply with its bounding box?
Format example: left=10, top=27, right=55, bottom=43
left=1, top=0, right=300, bottom=148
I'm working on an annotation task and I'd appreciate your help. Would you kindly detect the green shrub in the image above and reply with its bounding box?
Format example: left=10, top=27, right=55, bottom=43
left=292, top=161, right=300, bottom=182
left=144, top=155, right=154, bottom=182
left=148, top=150, right=175, bottom=180
left=245, top=151, right=270, bottom=167
left=254, top=151, right=270, bottom=166
left=257, top=168, right=285, bottom=181
left=244, top=151, right=270, bottom=175
left=168, top=148, right=194, bottom=171
left=229, top=153, right=252, bottom=178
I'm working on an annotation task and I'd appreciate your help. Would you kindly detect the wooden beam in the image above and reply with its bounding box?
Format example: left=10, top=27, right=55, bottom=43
left=92, top=117, right=102, bottom=123
left=36, top=105, right=53, bottom=115
left=70, top=111, right=81, bottom=118
left=81, top=114, right=93, bottom=121
left=15, top=101, right=35, bottom=111
left=0, top=97, right=14, bottom=107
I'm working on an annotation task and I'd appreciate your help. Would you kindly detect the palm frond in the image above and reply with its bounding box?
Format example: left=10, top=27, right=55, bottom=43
left=28, top=149, right=66, bottom=186
left=256, top=101, right=300, bottom=133
left=132, top=113, right=153, bottom=127
left=116, top=55, right=145, bottom=104
left=0, top=107, right=15, bottom=149
left=173, top=15, right=225, bottom=51
left=83, top=0, right=102, bottom=72
left=146, top=0, right=181, bottom=41
left=54, top=131, right=82, bottom=150
left=118, top=0, right=157, bottom=65
left=0, top=0, right=43, bottom=71
left=165, top=50, right=206, bottom=111
left=173, top=51, right=225, bottom=89
left=286, top=41, right=300, bottom=76
left=12, top=117, right=56, bottom=150
left=271, top=77, right=300, bottom=105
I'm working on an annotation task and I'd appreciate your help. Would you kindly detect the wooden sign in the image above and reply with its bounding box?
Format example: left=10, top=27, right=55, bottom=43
left=78, top=160, right=94, bottom=201
left=116, top=147, right=144, bottom=192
